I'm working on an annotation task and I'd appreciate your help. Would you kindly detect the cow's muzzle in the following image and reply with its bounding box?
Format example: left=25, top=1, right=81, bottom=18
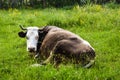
left=28, top=47, right=36, bottom=53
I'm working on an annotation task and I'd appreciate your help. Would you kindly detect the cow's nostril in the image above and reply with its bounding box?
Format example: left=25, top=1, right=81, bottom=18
left=32, top=47, right=35, bottom=50
left=28, top=47, right=35, bottom=52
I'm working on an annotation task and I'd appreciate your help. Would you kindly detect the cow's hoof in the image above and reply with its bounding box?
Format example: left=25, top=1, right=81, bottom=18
left=30, top=64, right=42, bottom=67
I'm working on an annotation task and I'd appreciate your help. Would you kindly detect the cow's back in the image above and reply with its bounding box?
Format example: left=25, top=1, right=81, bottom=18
left=40, top=27, right=84, bottom=58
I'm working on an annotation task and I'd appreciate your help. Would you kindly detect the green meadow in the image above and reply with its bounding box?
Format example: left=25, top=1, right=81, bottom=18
left=0, top=4, right=120, bottom=80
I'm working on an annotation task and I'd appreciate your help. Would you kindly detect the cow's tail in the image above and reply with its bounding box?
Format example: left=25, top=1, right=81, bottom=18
left=84, top=48, right=95, bottom=68
left=83, top=59, right=95, bottom=68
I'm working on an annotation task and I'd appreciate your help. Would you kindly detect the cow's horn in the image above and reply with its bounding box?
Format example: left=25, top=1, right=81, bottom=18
left=19, top=25, right=27, bottom=30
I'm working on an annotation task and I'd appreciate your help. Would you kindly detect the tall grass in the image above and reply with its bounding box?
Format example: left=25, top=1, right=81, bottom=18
left=0, top=4, right=120, bottom=80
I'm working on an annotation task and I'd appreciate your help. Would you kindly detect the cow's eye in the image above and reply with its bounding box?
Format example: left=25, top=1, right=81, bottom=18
left=26, top=36, right=29, bottom=40
left=35, top=36, right=39, bottom=40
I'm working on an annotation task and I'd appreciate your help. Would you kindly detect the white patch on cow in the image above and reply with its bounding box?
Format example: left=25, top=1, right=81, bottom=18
left=26, top=27, right=39, bottom=52
left=84, top=60, right=95, bottom=68
left=83, top=40, right=90, bottom=46
left=83, top=40, right=95, bottom=50
left=30, top=64, right=42, bottom=67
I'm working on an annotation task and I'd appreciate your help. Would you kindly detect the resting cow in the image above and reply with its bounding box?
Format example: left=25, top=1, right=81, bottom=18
left=18, top=25, right=95, bottom=68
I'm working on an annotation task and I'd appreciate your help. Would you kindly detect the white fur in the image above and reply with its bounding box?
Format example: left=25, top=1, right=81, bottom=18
left=83, top=40, right=95, bottom=50
left=30, top=64, right=42, bottom=67
left=83, top=40, right=90, bottom=46
left=84, top=60, right=95, bottom=68
left=26, top=27, right=39, bottom=51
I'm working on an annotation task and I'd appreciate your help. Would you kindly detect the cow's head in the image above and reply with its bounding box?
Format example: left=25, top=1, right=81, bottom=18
left=18, top=25, right=44, bottom=56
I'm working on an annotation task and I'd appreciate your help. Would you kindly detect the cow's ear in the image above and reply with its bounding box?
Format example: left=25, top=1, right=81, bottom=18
left=18, top=31, right=26, bottom=38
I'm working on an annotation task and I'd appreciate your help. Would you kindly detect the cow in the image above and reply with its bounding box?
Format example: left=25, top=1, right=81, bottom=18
left=18, top=25, right=95, bottom=68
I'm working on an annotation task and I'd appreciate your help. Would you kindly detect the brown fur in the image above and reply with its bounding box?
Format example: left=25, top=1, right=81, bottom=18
left=39, top=26, right=95, bottom=67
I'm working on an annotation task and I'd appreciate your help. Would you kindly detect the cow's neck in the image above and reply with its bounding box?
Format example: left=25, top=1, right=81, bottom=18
left=36, top=26, right=50, bottom=54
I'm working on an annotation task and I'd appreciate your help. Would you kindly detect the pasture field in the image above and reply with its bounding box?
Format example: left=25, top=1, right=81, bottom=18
left=0, top=4, right=120, bottom=80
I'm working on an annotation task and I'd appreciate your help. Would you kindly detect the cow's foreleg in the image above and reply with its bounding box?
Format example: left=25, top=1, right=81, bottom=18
left=41, top=41, right=61, bottom=66
left=34, top=53, right=40, bottom=59
left=41, top=51, right=54, bottom=65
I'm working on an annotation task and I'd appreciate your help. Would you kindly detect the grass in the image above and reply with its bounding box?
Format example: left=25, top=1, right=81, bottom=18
left=0, top=4, right=120, bottom=80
